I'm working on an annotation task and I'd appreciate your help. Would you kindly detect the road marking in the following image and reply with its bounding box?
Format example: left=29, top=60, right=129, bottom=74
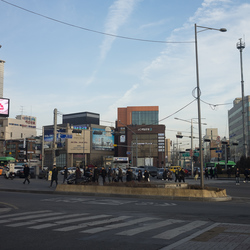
left=29, top=214, right=111, bottom=229
left=153, top=220, right=208, bottom=240
left=55, top=216, right=131, bottom=232
left=81, top=217, right=156, bottom=234
left=7, top=221, right=38, bottom=227
left=11, top=212, right=63, bottom=221
left=160, top=223, right=220, bottom=250
left=0, top=210, right=51, bottom=219
left=34, top=213, right=88, bottom=223
left=117, top=219, right=184, bottom=236
left=0, top=202, right=18, bottom=210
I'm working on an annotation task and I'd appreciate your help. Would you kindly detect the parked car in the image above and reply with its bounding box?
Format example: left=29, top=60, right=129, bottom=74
left=157, top=168, right=164, bottom=179
left=139, top=166, right=157, bottom=177
left=14, top=165, right=25, bottom=176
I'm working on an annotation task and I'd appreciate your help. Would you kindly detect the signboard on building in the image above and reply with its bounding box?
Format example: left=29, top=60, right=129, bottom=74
left=92, top=128, right=114, bottom=151
left=0, top=98, right=10, bottom=117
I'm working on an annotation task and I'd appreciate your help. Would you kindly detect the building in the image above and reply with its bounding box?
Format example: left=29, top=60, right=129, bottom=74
left=43, top=113, right=114, bottom=168
left=228, top=96, right=250, bottom=161
left=116, top=106, right=166, bottom=167
left=63, top=112, right=99, bottom=126
left=0, top=60, right=5, bottom=98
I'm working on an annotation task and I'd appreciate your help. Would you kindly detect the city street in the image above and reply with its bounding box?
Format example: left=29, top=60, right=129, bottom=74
left=0, top=175, right=250, bottom=250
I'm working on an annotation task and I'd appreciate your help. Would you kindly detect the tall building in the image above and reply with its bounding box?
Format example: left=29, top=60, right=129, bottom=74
left=0, top=60, right=5, bottom=98
left=117, top=106, right=159, bottom=127
left=228, top=96, right=250, bottom=160
left=116, top=106, right=165, bottom=167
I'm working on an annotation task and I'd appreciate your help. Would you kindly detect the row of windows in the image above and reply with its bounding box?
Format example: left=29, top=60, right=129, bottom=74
left=131, top=111, right=158, bottom=126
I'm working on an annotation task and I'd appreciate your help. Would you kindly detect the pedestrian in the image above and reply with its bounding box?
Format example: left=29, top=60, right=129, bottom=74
left=162, top=168, right=167, bottom=181
left=235, top=167, right=240, bottom=185
left=243, top=168, right=249, bottom=183
left=93, top=166, right=99, bottom=183
left=101, top=167, right=107, bottom=184
left=205, top=168, right=209, bottom=180
left=63, top=166, right=68, bottom=184
left=209, top=168, right=214, bottom=179
left=23, top=164, right=30, bottom=184
left=75, top=167, right=82, bottom=184
left=167, top=171, right=172, bottom=181
left=214, top=167, right=218, bottom=178
left=126, top=168, right=133, bottom=182
left=194, top=169, right=199, bottom=180
left=50, top=164, right=58, bottom=187
left=107, top=167, right=112, bottom=183
left=112, top=169, right=117, bottom=182
left=118, top=168, right=123, bottom=182
left=144, top=170, right=149, bottom=182
left=179, top=168, right=185, bottom=182
left=175, top=169, right=180, bottom=182
left=138, top=169, right=142, bottom=182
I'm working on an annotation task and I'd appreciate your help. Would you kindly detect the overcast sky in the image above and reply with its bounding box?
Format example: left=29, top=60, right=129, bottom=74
left=0, top=0, right=249, bottom=148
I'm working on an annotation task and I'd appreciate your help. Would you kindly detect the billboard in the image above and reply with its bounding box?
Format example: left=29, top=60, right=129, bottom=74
left=0, top=98, right=10, bottom=117
left=92, top=128, right=114, bottom=151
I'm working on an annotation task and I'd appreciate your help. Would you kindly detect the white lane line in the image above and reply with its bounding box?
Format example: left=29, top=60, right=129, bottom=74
left=117, top=219, right=184, bottom=236
left=160, top=223, right=220, bottom=250
left=55, top=216, right=131, bottom=232
left=82, top=217, right=157, bottom=234
left=10, top=212, right=63, bottom=221
left=7, top=221, right=38, bottom=227
left=29, top=214, right=111, bottom=229
left=0, top=210, right=51, bottom=219
left=33, top=213, right=89, bottom=223
left=153, top=220, right=208, bottom=240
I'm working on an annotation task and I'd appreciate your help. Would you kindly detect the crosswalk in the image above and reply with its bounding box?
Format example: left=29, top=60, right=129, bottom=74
left=0, top=210, right=214, bottom=242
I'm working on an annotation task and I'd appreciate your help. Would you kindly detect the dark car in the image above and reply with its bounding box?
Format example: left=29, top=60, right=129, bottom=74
left=144, top=166, right=158, bottom=177
left=17, top=167, right=35, bottom=178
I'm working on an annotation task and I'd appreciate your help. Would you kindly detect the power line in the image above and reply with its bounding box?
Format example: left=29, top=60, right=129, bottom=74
left=0, top=0, right=194, bottom=44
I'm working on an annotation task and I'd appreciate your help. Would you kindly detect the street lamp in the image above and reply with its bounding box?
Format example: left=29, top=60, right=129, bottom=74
left=194, top=24, right=227, bottom=188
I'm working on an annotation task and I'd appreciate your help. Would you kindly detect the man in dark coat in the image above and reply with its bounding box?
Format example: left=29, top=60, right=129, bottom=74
left=75, top=167, right=82, bottom=184
left=50, top=164, right=58, bottom=187
left=101, top=167, right=107, bottom=184
left=93, top=166, right=99, bottom=183
left=23, top=164, right=30, bottom=184
left=63, top=166, right=68, bottom=184
left=144, top=170, right=149, bottom=182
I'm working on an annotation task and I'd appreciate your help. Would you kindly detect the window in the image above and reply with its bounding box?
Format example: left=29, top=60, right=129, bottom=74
left=132, top=111, right=158, bottom=125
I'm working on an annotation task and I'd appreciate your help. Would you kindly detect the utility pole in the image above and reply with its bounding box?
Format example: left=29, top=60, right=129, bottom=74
left=53, top=108, right=57, bottom=165
left=237, top=38, right=247, bottom=158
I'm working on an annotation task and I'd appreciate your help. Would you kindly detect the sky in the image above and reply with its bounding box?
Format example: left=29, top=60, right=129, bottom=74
left=0, top=0, right=250, bottom=149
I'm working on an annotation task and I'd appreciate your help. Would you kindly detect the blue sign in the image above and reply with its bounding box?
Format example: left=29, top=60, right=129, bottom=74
left=216, top=150, right=222, bottom=153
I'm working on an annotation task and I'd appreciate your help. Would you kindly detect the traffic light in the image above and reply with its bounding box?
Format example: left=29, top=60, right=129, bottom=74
left=176, top=134, right=183, bottom=138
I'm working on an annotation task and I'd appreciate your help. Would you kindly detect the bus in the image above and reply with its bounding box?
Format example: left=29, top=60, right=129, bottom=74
left=205, top=161, right=236, bottom=170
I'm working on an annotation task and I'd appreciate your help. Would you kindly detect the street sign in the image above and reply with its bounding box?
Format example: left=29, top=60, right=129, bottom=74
left=216, top=150, right=222, bottom=153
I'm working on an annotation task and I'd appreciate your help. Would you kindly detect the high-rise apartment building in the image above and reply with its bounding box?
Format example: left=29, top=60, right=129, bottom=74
left=228, top=96, right=250, bottom=159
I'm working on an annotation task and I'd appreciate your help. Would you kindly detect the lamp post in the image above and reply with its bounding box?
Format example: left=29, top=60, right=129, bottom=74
left=119, top=120, right=138, bottom=167
left=236, top=38, right=247, bottom=158
left=194, top=24, right=227, bottom=188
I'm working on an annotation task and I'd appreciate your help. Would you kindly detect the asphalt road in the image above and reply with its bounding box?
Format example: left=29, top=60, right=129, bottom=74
left=0, top=175, right=250, bottom=250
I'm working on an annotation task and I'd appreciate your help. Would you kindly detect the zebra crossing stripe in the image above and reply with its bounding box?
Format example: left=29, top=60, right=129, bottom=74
left=7, top=221, right=38, bottom=227
left=10, top=212, right=63, bottom=221
left=160, top=223, right=220, bottom=250
left=153, top=220, right=208, bottom=239
left=54, top=216, right=132, bottom=232
left=34, top=213, right=89, bottom=223
left=117, top=219, right=184, bottom=236
left=0, top=210, right=51, bottom=219
left=81, top=217, right=157, bottom=234
left=29, top=214, right=112, bottom=229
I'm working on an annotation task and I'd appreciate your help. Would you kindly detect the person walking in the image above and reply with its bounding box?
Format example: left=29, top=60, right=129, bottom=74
left=235, top=167, right=240, bottom=185
left=107, top=167, right=112, bottom=183
left=93, top=166, right=99, bottom=183
left=175, top=169, right=180, bottom=182
left=75, top=167, right=82, bottom=184
left=144, top=170, right=149, bottom=182
left=50, top=164, right=58, bottom=187
left=162, top=168, right=167, bottom=181
left=179, top=168, right=185, bottom=182
left=118, top=168, right=123, bottom=182
left=101, top=167, right=107, bottom=184
left=243, top=168, right=249, bottom=183
left=63, top=166, right=68, bottom=184
left=138, top=169, right=142, bottom=182
left=23, top=164, right=30, bottom=184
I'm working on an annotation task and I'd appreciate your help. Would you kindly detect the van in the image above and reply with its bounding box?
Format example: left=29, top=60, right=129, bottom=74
left=169, top=166, right=181, bottom=173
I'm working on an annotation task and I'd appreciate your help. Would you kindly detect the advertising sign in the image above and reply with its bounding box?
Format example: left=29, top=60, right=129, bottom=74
left=0, top=98, right=10, bottom=117
left=92, top=128, right=114, bottom=151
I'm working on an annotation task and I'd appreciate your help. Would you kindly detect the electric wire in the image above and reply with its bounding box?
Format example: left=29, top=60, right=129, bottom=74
left=0, top=0, right=194, bottom=44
